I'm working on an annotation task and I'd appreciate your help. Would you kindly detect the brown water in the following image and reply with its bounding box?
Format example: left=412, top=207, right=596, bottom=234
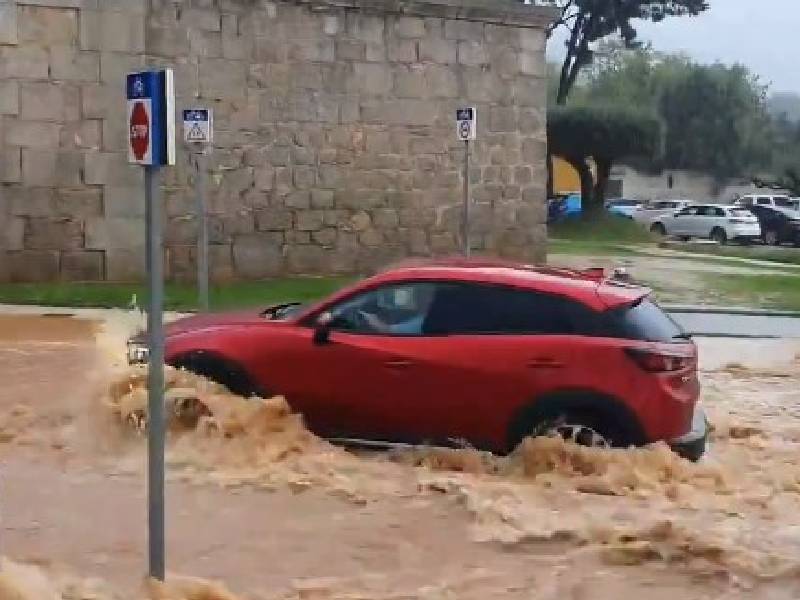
left=2, top=313, right=800, bottom=599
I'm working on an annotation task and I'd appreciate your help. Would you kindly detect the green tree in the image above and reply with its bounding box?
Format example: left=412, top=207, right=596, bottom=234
left=543, top=0, right=708, bottom=105
left=548, top=105, right=661, bottom=207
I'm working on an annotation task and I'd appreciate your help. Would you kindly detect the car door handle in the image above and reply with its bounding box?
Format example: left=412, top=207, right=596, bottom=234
left=385, top=359, right=413, bottom=369
left=526, top=358, right=564, bottom=369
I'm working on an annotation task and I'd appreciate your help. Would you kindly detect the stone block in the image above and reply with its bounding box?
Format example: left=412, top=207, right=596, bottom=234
left=0, top=214, right=24, bottom=250
left=350, top=63, right=393, bottom=95
left=372, top=208, right=400, bottom=229
left=394, top=16, right=425, bottom=39
left=335, top=40, right=365, bottom=61
left=60, top=120, right=101, bottom=150
left=296, top=210, right=324, bottom=231
left=463, top=68, right=503, bottom=103
left=22, top=149, right=57, bottom=185
left=520, top=28, right=546, bottom=52
left=85, top=217, right=144, bottom=250
left=56, top=187, right=103, bottom=217
left=419, top=38, right=456, bottom=64
left=521, top=138, right=546, bottom=163
left=50, top=48, right=100, bottom=81
left=0, top=3, right=18, bottom=45
left=394, top=67, right=428, bottom=99
left=6, top=251, right=60, bottom=283
left=489, top=107, right=517, bottom=132
left=1, top=148, right=21, bottom=183
left=25, top=218, right=83, bottom=250
left=312, top=227, right=337, bottom=247
left=84, top=152, right=143, bottom=187
left=20, top=82, right=80, bottom=121
left=425, top=64, right=459, bottom=98
left=105, top=249, right=144, bottom=282
left=18, top=6, right=78, bottom=46
left=221, top=15, right=252, bottom=60
left=285, top=191, right=311, bottom=209
left=444, top=19, right=483, bottom=41
left=61, top=250, right=104, bottom=281
left=233, top=233, right=284, bottom=279
left=6, top=121, right=60, bottom=149
left=285, top=230, right=310, bottom=244
left=290, top=39, right=334, bottom=63
left=286, top=244, right=326, bottom=274
left=519, top=51, right=544, bottom=77
left=102, top=118, right=128, bottom=152
left=347, top=14, right=384, bottom=44
left=181, top=7, right=221, bottom=31
left=311, top=189, right=334, bottom=208
left=293, top=166, right=316, bottom=189
left=188, top=29, right=222, bottom=57
left=255, top=208, right=293, bottom=231
left=0, top=81, right=19, bottom=115
left=388, top=39, right=417, bottom=63
left=1, top=47, right=49, bottom=79
left=147, top=26, right=190, bottom=57
left=209, top=244, right=235, bottom=283
left=199, top=58, right=247, bottom=99
left=458, top=40, right=488, bottom=66
left=99, top=51, right=144, bottom=84
left=361, top=99, right=436, bottom=126
left=103, top=186, right=143, bottom=217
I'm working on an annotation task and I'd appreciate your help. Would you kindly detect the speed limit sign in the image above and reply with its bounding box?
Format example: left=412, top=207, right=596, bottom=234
left=456, top=107, right=477, bottom=141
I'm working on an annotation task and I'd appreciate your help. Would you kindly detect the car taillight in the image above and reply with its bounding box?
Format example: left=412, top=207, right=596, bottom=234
left=625, top=346, right=694, bottom=372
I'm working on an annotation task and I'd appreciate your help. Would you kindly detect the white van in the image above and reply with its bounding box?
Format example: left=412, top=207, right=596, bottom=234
left=737, top=194, right=799, bottom=211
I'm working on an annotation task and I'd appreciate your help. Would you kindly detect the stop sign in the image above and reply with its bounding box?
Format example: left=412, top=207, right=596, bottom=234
left=130, top=100, right=150, bottom=162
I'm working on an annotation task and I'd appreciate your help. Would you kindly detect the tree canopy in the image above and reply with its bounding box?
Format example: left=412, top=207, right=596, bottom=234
left=548, top=104, right=661, bottom=206
left=543, top=0, right=709, bottom=104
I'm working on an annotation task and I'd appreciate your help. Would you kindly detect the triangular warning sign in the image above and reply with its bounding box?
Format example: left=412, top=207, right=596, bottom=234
left=187, top=122, right=206, bottom=141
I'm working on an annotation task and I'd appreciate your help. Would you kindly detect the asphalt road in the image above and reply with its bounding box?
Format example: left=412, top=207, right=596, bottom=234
left=670, top=311, right=800, bottom=339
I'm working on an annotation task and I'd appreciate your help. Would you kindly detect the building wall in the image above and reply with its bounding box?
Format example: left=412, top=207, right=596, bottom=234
left=0, top=0, right=555, bottom=283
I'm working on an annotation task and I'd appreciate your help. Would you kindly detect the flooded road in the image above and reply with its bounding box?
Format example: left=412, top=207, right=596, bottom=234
left=1, top=312, right=800, bottom=599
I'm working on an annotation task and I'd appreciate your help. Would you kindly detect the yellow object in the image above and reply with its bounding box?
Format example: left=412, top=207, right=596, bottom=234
left=553, top=156, right=581, bottom=195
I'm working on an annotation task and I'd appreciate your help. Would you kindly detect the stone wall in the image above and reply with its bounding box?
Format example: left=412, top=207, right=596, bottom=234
left=0, top=0, right=555, bottom=282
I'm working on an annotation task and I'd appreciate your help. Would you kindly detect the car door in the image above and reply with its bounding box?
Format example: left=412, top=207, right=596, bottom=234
left=668, top=206, right=698, bottom=235
left=254, top=281, right=441, bottom=440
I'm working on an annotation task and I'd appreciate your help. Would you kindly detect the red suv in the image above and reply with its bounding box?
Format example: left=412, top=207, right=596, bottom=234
left=129, top=259, right=707, bottom=460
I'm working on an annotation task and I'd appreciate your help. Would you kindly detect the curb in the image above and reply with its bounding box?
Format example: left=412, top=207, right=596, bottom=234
left=663, top=304, right=800, bottom=318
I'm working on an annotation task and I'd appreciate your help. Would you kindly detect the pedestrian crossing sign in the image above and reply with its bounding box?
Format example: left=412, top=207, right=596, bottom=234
left=182, top=108, right=213, bottom=144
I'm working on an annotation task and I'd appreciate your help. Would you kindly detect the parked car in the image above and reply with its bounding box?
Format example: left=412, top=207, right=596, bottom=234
left=548, top=192, right=582, bottom=223
left=736, top=194, right=799, bottom=211
left=650, top=204, right=761, bottom=244
left=748, top=205, right=800, bottom=246
left=632, top=199, right=692, bottom=225
left=605, top=198, right=644, bottom=219
left=128, top=259, right=707, bottom=460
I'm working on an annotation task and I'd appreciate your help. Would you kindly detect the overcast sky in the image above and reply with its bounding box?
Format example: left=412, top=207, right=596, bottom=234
left=547, top=0, right=800, bottom=95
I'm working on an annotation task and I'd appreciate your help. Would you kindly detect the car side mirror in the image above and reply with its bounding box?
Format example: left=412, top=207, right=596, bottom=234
left=313, top=312, right=333, bottom=345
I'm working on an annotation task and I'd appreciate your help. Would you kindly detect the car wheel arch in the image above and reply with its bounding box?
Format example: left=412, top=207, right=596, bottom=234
left=170, top=350, right=265, bottom=398
left=506, top=389, right=648, bottom=452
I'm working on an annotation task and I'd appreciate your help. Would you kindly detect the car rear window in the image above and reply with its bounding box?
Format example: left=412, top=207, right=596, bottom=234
left=602, top=299, right=686, bottom=342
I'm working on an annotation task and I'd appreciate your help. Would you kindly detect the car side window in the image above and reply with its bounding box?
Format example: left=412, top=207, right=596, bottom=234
left=327, top=282, right=438, bottom=336
left=713, top=207, right=725, bottom=217
left=757, top=197, right=771, bottom=205
left=676, top=207, right=697, bottom=216
left=422, top=283, right=597, bottom=336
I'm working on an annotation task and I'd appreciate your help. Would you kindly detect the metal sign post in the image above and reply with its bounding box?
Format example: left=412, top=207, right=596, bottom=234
left=127, top=68, right=175, bottom=582
left=456, top=107, right=477, bottom=257
left=182, top=109, right=213, bottom=312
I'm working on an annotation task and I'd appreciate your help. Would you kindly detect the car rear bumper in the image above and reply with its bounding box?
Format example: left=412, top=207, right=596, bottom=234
left=669, top=403, right=708, bottom=461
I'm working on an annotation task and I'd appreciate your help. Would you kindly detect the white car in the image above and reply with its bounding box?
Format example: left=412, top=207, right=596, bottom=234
left=736, top=194, right=799, bottom=211
left=633, top=199, right=692, bottom=225
left=650, top=204, right=761, bottom=244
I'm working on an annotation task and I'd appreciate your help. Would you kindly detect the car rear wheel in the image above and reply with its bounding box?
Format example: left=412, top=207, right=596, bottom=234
left=710, top=227, right=727, bottom=245
left=764, top=230, right=780, bottom=246
left=650, top=223, right=666, bottom=236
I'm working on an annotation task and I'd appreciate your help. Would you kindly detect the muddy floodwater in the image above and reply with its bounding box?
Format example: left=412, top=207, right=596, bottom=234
left=1, top=311, right=800, bottom=599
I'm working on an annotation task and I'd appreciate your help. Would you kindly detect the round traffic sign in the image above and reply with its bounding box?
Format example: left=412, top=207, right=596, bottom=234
left=130, top=101, right=150, bottom=161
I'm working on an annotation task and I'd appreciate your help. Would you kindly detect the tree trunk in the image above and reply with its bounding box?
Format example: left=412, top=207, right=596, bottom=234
left=546, top=150, right=554, bottom=199
left=564, top=156, right=594, bottom=209
left=593, top=157, right=612, bottom=206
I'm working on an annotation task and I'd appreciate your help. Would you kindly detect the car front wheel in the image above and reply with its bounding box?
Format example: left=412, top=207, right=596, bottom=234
left=710, top=227, right=727, bottom=245
left=650, top=223, right=666, bottom=236
left=764, top=230, right=780, bottom=246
